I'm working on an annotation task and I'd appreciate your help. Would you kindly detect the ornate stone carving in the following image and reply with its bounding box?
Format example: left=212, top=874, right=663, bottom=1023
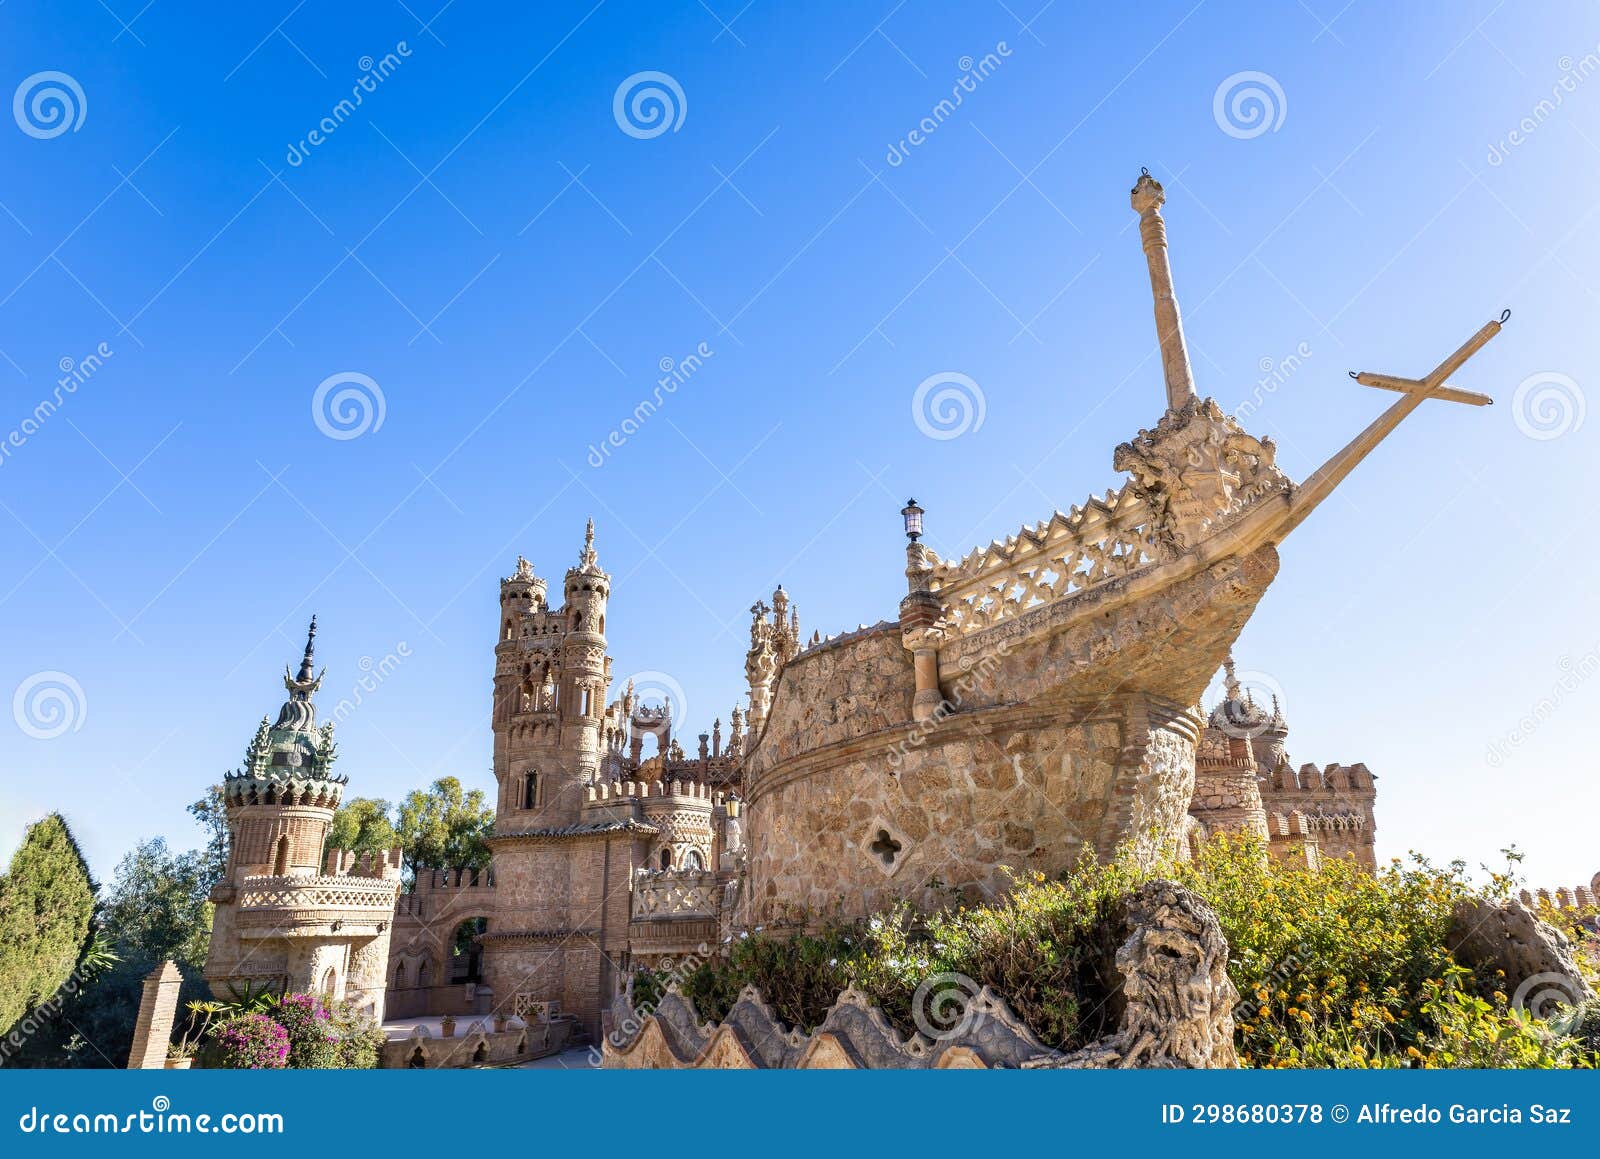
left=1113, top=397, right=1291, bottom=555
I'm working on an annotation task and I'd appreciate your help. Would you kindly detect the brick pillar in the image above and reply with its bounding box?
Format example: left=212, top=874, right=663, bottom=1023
left=127, top=960, right=183, bottom=1069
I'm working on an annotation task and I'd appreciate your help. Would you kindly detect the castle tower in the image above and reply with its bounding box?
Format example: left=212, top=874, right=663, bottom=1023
left=1188, top=656, right=1271, bottom=846
left=559, top=519, right=611, bottom=797
left=204, top=619, right=402, bottom=1018
left=483, top=523, right=640, bottom=1038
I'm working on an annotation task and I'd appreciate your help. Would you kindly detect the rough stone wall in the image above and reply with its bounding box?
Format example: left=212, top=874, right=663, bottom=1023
left=479, top=831, right=643, bottom=1036
left=743, top=695, right=1197, bottom=923
left=740, top=548, right=1274, bottom=925
left=1260, top=762, right=1376, bottom=868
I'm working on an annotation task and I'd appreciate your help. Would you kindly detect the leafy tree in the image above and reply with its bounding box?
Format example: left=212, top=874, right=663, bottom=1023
left=186, top=785, right=229, bottom=891
left=0, top=815, right=97, bottom=1038
left=396, top=777, right=493, bottom=871
left=326, top=797, right=398, bottom=862
left=98, top=839, right=213, bottom=972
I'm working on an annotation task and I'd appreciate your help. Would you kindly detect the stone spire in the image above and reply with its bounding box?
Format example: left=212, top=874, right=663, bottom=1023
left=276, top=616, right=324, bottom=731
left=579, top=518, right=598, bottom=570
left=1130, top=169, right=1197, bottom=412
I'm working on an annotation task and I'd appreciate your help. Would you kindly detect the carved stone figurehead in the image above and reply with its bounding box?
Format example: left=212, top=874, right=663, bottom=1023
left=1113, top=398, right=1291, bottom=554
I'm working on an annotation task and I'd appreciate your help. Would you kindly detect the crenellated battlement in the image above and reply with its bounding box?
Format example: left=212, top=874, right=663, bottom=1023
left=1270, top=761, right=1376, bottom=794
left=323, top=846, right=406, bottom=880
left=1520, top=874, right=1600, bottom=914
left=583, top=779, right=723, bottom=804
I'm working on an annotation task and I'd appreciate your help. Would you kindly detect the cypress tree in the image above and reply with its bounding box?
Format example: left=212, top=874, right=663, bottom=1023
left=0, top=814, right=97, bottom=1036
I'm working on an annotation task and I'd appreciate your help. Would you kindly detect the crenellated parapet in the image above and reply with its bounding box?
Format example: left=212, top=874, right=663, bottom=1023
left=927, top=486, right=1161, bottom=632
left=1520, top=875, right=1600, bottom=915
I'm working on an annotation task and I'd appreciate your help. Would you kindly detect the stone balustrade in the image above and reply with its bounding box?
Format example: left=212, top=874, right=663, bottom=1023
left=631, top=868, right=720, bottom=920
left=926, top=486, right=1162, bottom=638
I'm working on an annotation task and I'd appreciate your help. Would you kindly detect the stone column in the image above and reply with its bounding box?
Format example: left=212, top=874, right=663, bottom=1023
left=127, top=960, right=183, bottom=1069
left=899, top=542, right=945, bottom=723
left=1130, top=170, right=1197, bottom=412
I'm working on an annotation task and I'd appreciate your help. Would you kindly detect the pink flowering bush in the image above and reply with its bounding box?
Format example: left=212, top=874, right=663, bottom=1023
left=275, top=993, right=339, bottom=1068
left=210, top=1013, right=289, bottom=1069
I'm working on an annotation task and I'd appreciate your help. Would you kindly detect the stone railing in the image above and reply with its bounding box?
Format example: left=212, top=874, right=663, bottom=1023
left=236, top=874, right=399, bottom=912
left=632, top=869, right=720, bottom=920
left=926, top=485, right=1163, bottom=638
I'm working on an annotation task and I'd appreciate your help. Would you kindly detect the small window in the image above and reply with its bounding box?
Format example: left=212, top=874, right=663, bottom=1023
left=659, top=848, right=672, bottom=870
left=272, top=834, right=290, bottom=876
left=684, top=849, right=704, bottom=871
left=522, top=772, right=539, bottom=810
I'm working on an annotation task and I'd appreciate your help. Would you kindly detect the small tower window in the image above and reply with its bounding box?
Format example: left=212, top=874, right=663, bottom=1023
left=272, top=834, right=290, bottom=876
left=522, top=772, right=539, bottom=810
left=659, top=848, right=672, bottom=871
left=684, top=849, right=704, bottom=871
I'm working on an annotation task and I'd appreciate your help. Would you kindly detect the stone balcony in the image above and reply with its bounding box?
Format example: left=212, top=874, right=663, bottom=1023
left=631, top=869, right=720, bottom=920
left=232, top=873, right=399, bottom=936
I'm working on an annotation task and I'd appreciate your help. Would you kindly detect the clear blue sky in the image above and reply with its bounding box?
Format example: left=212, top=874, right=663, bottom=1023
left=1, top=2, right=1595, bottom=890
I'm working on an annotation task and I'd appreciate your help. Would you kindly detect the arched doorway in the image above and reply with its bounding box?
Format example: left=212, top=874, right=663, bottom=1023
left=449, top=918, right=488, bottom=984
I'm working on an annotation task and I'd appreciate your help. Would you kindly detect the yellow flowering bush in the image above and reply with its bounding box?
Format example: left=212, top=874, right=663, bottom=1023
left=638, top=835, right=1597, bottom=1067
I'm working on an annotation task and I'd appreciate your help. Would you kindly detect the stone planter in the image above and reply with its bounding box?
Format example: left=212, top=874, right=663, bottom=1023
left=440, top=1015, right=456, bottom=1038
left=164, top=1057, right=193, bottom=1070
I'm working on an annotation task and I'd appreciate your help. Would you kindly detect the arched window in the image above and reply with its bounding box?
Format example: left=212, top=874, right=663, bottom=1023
left=684, top=849, right=704, bottom=871
left=394, top=962, right=408, bottom=989
left=659, top=848, right=672, bottom=871
left=272, top=834, right=290, bottom=876
left=522, top=772, right=538, bottom=810
left=321, top=966, right=337, bottom=995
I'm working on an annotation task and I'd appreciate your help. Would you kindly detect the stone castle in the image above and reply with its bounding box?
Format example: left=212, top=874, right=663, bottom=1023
left=204, top=171, right=1516, bottom=1055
